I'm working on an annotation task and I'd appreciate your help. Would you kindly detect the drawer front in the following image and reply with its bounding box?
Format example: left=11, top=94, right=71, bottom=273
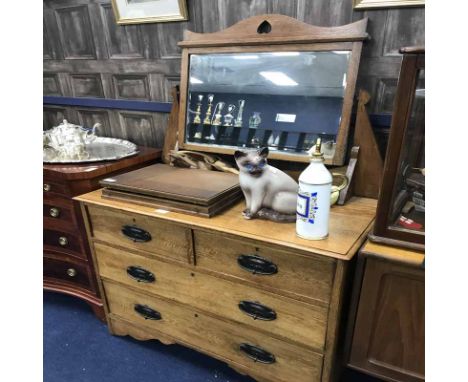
left=43, top=256, right=91, bottom=289
left=194, top=231, right=335, bottom=304
left=43, top=199, right=77, bottom=229
left=88, top=206, right=190, bottom=263
left=95, top=243, right=327, bottom=350
left=43, top=179, right=69, bottom=199
left=44, top=229, right=85, bottom=259
left=105, top=281, right=323, bottom=382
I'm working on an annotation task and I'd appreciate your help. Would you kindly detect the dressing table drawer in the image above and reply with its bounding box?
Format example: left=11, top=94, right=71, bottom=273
left=194, top=231, right=335, bottom=305
left=94, top=242, right=328, bottom=350
left=105, top=281, right=323, bottom=382
left=87, top=206, right=190, bottom=263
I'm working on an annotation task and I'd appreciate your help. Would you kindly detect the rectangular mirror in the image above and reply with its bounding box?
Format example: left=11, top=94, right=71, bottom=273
left=177, top=15, right=368, bottom=165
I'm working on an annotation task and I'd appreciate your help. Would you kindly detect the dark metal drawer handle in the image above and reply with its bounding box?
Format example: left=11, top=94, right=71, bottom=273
left=134, top=304, right=162, bottom=320
left=237, top=254, right=278, bottom=275
left=121, top=225, right=152, bottom=243
left=238, top=301, right=277, bottom=321
left=239, top=343, right=276, bottom=364
left=127, top=266, right=155, bottom=283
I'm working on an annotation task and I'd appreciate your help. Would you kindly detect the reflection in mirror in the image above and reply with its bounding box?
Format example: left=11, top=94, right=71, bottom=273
left=184, top=51, right=351, bottom=159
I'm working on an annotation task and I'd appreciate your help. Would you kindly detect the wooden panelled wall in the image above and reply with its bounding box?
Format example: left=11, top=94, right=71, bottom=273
left=43, top=0, right=424, bottom=148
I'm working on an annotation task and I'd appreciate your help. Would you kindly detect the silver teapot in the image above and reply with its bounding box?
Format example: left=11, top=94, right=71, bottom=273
left=43, top=119, right=100, bottom=161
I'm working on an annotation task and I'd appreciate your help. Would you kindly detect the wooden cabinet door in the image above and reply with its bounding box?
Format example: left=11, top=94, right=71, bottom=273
left=349, top=258, right=425, bottom=382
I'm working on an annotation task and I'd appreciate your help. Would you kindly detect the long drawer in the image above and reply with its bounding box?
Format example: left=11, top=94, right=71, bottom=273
left=87, top=205, right=191, bottom=263
left=104, top=281, right=323, bottom=382
left=95, top=242, right=328, bottom=350
left=194, top=231, right=335, bottom=305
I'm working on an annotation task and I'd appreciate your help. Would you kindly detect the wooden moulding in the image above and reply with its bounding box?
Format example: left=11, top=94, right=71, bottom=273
left=178, top=15, right=369, bottom=48
left=176, top=14, right=369, bottom=166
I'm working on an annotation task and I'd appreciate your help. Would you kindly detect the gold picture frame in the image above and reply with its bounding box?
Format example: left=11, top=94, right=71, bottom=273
left=353, top=0, right=424, bottom=9
left=111, top=0, right=188, bottom=25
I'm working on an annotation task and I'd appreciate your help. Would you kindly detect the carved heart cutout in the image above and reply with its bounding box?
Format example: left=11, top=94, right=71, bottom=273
left=257, top=20, right=272, bottom=34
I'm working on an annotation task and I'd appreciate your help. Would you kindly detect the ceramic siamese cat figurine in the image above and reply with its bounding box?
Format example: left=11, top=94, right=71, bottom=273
left=234, top=147, right=298, bottom=222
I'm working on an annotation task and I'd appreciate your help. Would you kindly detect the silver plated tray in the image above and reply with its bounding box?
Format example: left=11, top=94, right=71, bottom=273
left=43, top=137, right=139, bottom=164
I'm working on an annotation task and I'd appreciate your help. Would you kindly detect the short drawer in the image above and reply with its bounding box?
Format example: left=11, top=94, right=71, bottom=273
left=43, top=199, right=77, bottom=229
left=43, top=256, right=91, bottom=290
left=194, top=231, right=335, bottom=305
left=105, top=281, right=323, bottom=382
left=95, top=243, right=328, bottom=351
left=44, top=229, right=85, bottom=259
left=43, top=179, right=69, bottom=199
left=87, top=205, right=191, bottom=263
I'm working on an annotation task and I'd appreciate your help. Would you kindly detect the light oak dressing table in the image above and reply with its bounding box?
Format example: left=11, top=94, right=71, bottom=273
left=77, top=189, right=376, bottom=382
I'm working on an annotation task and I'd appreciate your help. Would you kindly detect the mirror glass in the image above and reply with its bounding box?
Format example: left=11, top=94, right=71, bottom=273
left=184, top=50, right=351, bottom=158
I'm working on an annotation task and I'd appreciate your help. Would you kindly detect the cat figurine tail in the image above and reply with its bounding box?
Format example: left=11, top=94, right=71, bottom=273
left=257, top=208, right=296, bottom=222
left=234, top=147, right=298, bottom=223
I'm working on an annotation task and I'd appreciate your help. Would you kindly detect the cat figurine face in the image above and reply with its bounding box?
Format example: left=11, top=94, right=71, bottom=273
left=234, top=147, right=268, bottom=177
left=234, top=147, right=298, bottom=222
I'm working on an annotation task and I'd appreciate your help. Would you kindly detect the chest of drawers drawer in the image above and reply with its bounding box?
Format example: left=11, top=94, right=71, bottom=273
left=194, top=231, right=335, bottom=305
left=43, top=255, right=92, bottom=290
left=44, top=229, right=86, bottom=259
left=44, top=198, right=77, bottom=230
left=95, top=242, right=328, bottom=351
left=87, top=205, right=191, bottom=264
left=104, top=281, right=323, bottom=382
left=43, top=179, right=70, bottom=199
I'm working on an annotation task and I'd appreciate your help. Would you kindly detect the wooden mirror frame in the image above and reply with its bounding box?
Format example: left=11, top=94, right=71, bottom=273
left=177, top=14, right=368, bottom=165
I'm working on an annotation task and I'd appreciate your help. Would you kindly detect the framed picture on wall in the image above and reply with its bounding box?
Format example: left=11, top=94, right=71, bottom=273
left=111, top=0, right=188, bottom=24
left=353, top=0, right=424, bottom=9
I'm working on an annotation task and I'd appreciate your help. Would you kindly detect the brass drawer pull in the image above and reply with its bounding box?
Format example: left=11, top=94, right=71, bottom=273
left=43, top=183, right=51, bottom=192
left=134, top=304, right=162, bottom=320
left=127, top=266, right=155, bottom=283
left=239, top=343, right=276, bottom=364
left=237, top=254, right=278, bottom=275
left=67, top=268, right=77, bottom=277
left=238, top=301, right=277, bottom=321
left=58, top=236, right=68, bottom=246
left=49, top=207, right=61, bottom=218
left=121, top=225, right=152, bottom=243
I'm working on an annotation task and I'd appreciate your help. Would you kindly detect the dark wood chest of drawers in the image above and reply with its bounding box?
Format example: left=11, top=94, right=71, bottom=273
left=43, top=147, right=161, bottom=320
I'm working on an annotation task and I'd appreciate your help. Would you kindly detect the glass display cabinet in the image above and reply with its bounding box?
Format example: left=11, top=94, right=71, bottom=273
left=370, top=47, right=425, bottom=251
left=176, top=15, right=368, bottom=165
